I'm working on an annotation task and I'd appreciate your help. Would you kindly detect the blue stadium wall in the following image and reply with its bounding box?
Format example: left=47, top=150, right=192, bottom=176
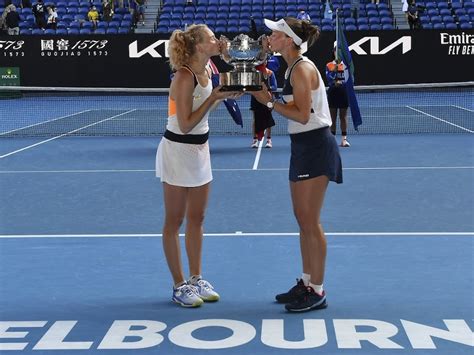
left=0, top=29, right=473, bottom=87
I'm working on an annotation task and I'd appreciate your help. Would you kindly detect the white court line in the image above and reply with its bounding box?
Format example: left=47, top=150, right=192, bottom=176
left=452, top=105, right=474, bottom=113
left=0, top=166, right=473, bottom=174
left=406, top=105, right=474, bottom=133
left=0, top=232, right=473, bottom=239
left=0, top=110, right=137, bottom=159
left=252, top=139, right=264, bottom=170
left=0, top=110, right=93, bottom=136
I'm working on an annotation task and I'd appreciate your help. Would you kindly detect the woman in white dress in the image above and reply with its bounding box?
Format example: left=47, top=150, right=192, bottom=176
left=156, top=24, right=240, bottom=308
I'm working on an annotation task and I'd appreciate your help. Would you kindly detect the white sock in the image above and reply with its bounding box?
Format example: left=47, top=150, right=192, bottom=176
left=189, top=274, right=202, bottom=285
left=174, top=281, right=186, bottom=289
left=309, top=282, right=324, bottom=295
left=301, top=273, right=311, bottom=286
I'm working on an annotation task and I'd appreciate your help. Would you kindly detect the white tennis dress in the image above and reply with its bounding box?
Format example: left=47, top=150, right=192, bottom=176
left=156, top=68, right=212, bottom=187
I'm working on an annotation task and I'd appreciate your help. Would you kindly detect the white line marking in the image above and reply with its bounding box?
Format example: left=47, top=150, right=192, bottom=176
left=0, top=110, right=93, bottom=136
left=406, top=105, right=473, bottom=133
left=0, top=110, right=137, bottom=159
left=0, top=166, right=472, bottom=174
left=252, top=139, right=264, bottom=170
left=452, top=105, right=474, bottom=113
left=0, top=232, right=472, bottom=239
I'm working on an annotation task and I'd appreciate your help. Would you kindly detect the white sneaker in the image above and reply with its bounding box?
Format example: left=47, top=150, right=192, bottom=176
left=172, top=283, right=204, bottom=307
left=189, top=278, right=220, bottom=302
left=340, top=139, right=350, bottom=147
left=251, top=139, right=258, bottom=148
left=265, top=139, right=272, bottom=148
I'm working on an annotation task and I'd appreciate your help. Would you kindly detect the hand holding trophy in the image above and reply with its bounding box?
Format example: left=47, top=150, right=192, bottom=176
left=219, top=34, right=268, bottom=92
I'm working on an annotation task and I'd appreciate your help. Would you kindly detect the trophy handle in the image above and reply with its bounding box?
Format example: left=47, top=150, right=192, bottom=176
left=219, top=35, right=232, bottom=63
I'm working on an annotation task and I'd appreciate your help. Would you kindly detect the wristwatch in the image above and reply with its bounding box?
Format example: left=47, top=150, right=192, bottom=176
left=266, top=99, right=275, bottom=110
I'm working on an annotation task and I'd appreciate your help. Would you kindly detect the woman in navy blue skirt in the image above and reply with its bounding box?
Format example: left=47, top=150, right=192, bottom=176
left=250, top=17, right=343, bottom=313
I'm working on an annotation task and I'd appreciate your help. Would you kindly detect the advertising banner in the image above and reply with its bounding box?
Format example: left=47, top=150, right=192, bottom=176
left=0, top=30, right=472, bottom=88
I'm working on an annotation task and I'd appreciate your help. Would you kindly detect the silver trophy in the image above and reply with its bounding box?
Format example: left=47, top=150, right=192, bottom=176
left=219, top=34, right=267, bottom=91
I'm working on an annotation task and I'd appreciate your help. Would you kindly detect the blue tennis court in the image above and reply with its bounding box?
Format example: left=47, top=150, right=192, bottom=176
left=0, top=87, right=473, bottom=354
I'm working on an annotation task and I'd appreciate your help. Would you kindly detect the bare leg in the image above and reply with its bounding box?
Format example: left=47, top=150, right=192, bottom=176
left=290, top=176, right=329, bottom=285
left=185, top=183, right=210, bottom=277
left=340, top=108, right=348, bottom=135
left=162, top=183, right=187, bottom=285
left=330, top=108, right=338, bottom=135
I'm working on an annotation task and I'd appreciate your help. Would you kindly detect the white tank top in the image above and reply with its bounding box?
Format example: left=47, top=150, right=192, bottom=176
left=166, top=67, right=212, bottom=135
left=282, top=57, right=332, bottom=134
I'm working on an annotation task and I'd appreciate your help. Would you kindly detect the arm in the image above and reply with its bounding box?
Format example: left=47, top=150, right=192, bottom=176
left=171, top=69, right=240, bottom=134
left=251, top=62, right=315, bottom=125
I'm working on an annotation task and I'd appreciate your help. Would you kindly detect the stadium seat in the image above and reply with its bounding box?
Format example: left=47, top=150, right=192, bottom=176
left=344, top=17, right=356, bottom=25
left=321, top=24, right=333, bottom=31
left=458, top=15, right=471, bottom=23
left=465, top=2, right=474, bottom=9
left=454, top=8, right=467, bottom=16
left=358, top=24, right=369, bottom=30
left=382, top=23, right=394, bottom=30
left=433, top=22, right=446, bottom=29
left=439, top=8, right=451, bottom=16
left=156, top=25, right=169, bottom=33
left=67, top=28, right=79, bottom=34
left=437, top=2, right=449, bottom=9
left=82, top=21, right=93, bottom=29
left=345, top=24, right=357, bottom=30
left=422, top=22, right=433, bottom=29
left=214, top=25, right=226, bottom=33
left=106, top=27, right=118, bottom=34
left=118, top=27, right=129, bottom=34
left=56, top=28, right=68, bottom=35
left=20, top=28, right=32, bottom=35
left=69, top=21, right=81, bottom=29
left=442, top=15, right=454, bottom=23
left=445, top=22, right=458, bottom=29
left=368, top=17, right=380, bottom=24
left=460, top=22, right=472, bottom=29
left=108, top=20, right=120, bottom=28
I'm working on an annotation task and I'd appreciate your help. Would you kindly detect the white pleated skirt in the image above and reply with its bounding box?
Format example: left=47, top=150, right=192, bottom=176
left=156, top=137, right=212, bottom=187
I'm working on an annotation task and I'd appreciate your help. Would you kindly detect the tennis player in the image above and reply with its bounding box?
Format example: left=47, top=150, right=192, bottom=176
left=156, top=24, right=241, bottom=308
left=250, top=17, right=343, bottom=312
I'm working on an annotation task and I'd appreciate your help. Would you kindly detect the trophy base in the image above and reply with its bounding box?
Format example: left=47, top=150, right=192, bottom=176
left=220, top=85, right=263, bottom=92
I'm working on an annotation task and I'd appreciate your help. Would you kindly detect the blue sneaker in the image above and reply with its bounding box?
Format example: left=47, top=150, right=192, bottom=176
left=172, top=284, right=204, bottom=308
left=285, top=287, right=328, bottom=312
left=275, top=279, right=307, bottom=304
left=189, top=278, right=220, bottom=302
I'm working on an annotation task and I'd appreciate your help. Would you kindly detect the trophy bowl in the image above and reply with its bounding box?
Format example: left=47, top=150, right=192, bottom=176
left=219, top=34, right=267, bottom=91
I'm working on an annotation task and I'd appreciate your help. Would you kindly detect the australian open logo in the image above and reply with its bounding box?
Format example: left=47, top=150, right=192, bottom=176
left=440, top=32, right=474, bottom=55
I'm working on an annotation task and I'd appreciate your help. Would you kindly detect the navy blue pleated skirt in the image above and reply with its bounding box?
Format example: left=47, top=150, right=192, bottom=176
left=289, top=126, right=343, bottom=183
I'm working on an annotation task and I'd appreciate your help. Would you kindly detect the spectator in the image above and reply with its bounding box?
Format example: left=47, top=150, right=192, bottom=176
left=406, top=0, right=420, bottom=29
left=32, top=0, right=47, bottom=29
left=87, top=5, right=100, bottom=28
left=102, top=0, right=114, bottom=22
left=250, top=61, right=277, bottom=148
left=134, top=0, right=145, bottom=25
left=5, top=5, right=21, bottom=35
left=326, top=48, right=350, bottom=147
left=46, top=6, right=58, bottom=30
left=0, top=5, right=12, bottom=35
left=21, top=0, right=32, bottom=9
left=297, top=8, right=311, bottom=22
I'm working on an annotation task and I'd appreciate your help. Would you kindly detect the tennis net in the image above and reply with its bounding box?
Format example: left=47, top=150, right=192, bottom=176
left=1, top=82, right=473, bottom=137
